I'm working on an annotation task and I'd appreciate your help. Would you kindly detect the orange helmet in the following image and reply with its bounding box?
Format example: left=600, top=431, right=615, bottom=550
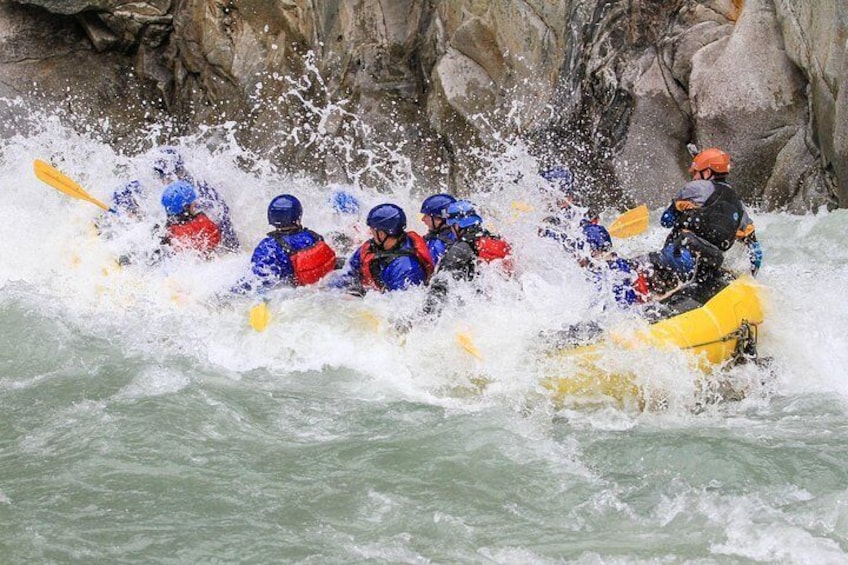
left=689, top=147, right=731, bottom=176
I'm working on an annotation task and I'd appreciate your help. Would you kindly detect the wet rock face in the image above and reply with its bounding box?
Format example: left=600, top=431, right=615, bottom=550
left=773, top=0, right=848, bottom=208
left=2, top=0, right=846, bottom=209
left=0, top=2, right=167, bottom=143
left=687, top=0, right=812, bottom=209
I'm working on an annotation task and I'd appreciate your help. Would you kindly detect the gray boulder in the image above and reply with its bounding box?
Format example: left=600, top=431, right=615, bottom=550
left=3, top=0, right=846, bottom=209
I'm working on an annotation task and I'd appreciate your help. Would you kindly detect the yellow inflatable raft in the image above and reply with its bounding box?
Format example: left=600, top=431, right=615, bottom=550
left=543, top=276, right=765, bottom=405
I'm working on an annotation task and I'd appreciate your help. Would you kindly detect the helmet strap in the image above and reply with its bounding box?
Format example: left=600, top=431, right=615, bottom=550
left=274, top=221, right=301, bottom=233
left=373, top=230, right=389, bottom=248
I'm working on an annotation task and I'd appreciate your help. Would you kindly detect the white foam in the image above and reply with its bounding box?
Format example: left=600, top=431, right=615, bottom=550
left=2, top=109, right=848, bottom=417
left=115, top=365, right=192, bottom=400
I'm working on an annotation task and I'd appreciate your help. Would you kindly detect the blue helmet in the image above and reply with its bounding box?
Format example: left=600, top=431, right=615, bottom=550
left=329, top=190, right=360, bottom=215
left=420, top=193, right=456, bottom=216
left=153, top=146, right=185, bottom=179
left=367, top=203, right=406, bottom=236
left=268, top=194, right=303, bottom=227
left=660, top=244, right=695, bottom=275
left=161, top=180, right=197, bottom=215
left=444, top=200, right=482, bottom=229
left=540, top=166, right=575, bottom=194
left=582, top=223, right=612, bottom=253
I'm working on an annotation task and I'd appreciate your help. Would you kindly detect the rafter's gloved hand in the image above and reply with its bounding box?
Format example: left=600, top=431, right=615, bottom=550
left=745, top=235, right=762, bottom=276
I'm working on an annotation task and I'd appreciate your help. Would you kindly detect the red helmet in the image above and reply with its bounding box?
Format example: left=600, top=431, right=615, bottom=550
left=689, top=147, right=731, bottom=176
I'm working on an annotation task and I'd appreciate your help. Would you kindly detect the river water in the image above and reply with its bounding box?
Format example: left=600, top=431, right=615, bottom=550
left=1, top=114, right=847, bottom=564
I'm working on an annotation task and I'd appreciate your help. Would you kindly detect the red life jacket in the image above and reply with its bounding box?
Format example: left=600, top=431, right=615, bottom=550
left=473, top=233, right=513, bottom=273
left=166, top=212, right=221, bottom=256
left=270, top=229, right=337, bottom=286
left=359, top=231, right=434, bottom=290
left=633, top=271, right=650, bottom=303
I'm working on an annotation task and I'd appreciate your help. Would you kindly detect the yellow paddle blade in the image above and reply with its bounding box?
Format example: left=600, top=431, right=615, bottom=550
left=34, top=159, right=113, bottom=212
left=358, top=310, right=382, bottom=332
left=608, top=204, right=649, bottom=238
left=456, top=333, right=483, bottom=360
left=249, top=302, right=271, bottom=332
left=498, top=200, right=535, bottom=227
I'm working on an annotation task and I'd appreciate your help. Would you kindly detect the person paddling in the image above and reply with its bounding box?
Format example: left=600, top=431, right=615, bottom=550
left=638, top=146, right=760, bottom=309
left=419, top=193, right=457, bottom=266
left=239, top=194, right=337, bottom=292
left=325, top=188, right=365, bottom=258
left=660, top=147, right=762, bottom=276
left=332, top=203, right=434, bottom=295
left=108, top=146, right=240, bottom=252
left=158, top=180, right=222, bottom=258
left=538, top=166, right=602, bottom=251
left=576, top=223, right=647, bottom=308
left=424, top=200, right=512, bottom=315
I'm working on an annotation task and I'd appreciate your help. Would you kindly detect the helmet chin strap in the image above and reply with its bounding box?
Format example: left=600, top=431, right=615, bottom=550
left=374, top=230, right=389, bottom=247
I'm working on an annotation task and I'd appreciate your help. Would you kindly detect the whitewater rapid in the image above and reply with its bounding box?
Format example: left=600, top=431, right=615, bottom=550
left=2, top=111, right=848, bottom=563
left=3, top=121, right=846, bottom=408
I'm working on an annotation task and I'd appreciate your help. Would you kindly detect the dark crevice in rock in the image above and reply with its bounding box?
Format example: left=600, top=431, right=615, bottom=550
left=1, top=0, right=842, bottom=209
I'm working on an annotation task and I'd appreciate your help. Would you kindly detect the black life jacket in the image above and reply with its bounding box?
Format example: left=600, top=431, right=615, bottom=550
left=676, top=181, right=745, bottom=251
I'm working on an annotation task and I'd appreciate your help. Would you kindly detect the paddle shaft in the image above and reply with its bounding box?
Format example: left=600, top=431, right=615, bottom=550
left=33, top=160, right=115, bottom=213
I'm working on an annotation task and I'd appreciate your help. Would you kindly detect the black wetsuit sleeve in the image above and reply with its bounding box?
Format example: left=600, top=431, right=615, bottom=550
left=437, top=241, right=477, bottom=281
left=423, top=241, right=476, bottom=316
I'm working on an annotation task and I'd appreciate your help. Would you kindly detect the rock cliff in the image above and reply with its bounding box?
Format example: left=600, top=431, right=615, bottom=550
left=2, top=0, right=845, bottom=209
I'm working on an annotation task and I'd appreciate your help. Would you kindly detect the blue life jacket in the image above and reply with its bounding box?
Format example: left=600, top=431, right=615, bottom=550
left=424, top=228, right=456, bottom=266
left=112, top=180, right=144, bottom=215
left=659, top=242, right=695, bottom=276
left=606, top=257, right=640, bottom=306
